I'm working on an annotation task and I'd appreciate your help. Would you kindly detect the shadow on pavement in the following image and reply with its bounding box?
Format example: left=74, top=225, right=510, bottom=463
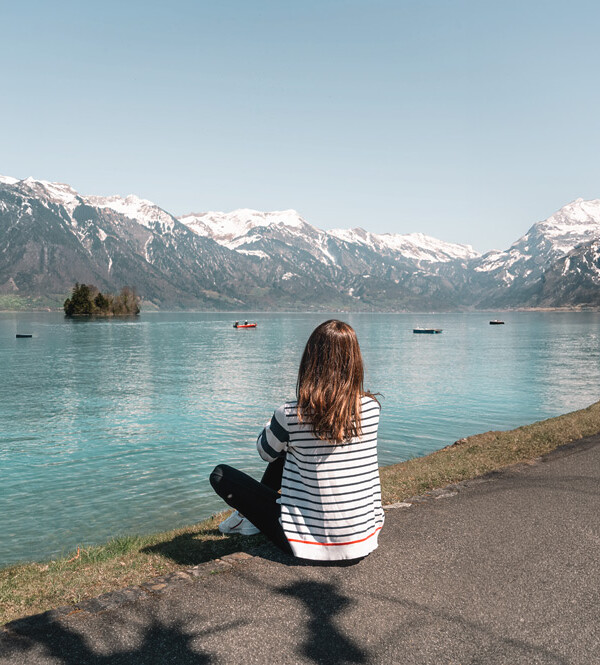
left=1, top=611, right=252, bottom=665
left=143, top=532, right=364, bottom=569
left=141, top=530, right=261, bottom=566
left=1, top=614, right=212, bottom=664
left=248, top=542, right=367, bottom=568
left=276, top=580, right=370, bottom=664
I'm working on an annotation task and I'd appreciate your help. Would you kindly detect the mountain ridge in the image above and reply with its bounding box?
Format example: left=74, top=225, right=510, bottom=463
left=1, top=175, right=599, bottom=310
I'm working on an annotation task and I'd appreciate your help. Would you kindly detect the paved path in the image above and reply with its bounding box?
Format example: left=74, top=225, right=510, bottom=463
left=2, top=435, right=599, bottom=664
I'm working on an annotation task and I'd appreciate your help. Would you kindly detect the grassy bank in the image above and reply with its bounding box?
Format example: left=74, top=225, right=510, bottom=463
left=0, top=294, right=65, bottom=312
left=2, top=400, right=600, bottom=626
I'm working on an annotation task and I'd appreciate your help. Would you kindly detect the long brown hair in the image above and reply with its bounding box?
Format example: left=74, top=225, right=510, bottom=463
left=296, top=320, right=375, bottom=443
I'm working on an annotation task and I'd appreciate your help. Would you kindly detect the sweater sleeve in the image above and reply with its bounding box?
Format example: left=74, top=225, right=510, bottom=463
left=257, top=403, right=289, bottom=462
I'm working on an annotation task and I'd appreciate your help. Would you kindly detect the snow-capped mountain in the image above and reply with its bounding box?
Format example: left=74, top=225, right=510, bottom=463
left=476, top=198, right=600, bottom=280
left=178, top=209, right=479, bottom=265
left=453, top=198, right=600, bottom=307
left=1, top=174, right=599, bottom=310
left=329, top=227, right=478, bottom=263
left=179, top=209, right=310, bottom=246
left=15, top=176, right=84, bottom=215
left=0, top=176, right=270, bottom=308
left=86, top=194, right=178, bottom=235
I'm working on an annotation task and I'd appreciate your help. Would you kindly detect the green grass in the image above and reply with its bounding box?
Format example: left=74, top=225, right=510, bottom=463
left=2, top=400, right=600, bottom=626
left=0, top=294, right=65, bottom=311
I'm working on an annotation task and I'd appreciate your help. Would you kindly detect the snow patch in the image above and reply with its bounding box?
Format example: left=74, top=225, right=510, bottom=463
left=17, top=177, right=81, bottom=214
left=235, top=248, right=269, bottom=260
left=143, top=237, right=153, bottom=263
left=86, top=194, right=176, bottom=232
left=329, top=227, right=479, bottom=262
left=179, top=209, right=313, bottom=246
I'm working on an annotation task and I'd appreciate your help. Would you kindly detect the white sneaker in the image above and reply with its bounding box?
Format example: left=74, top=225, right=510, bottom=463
left=218, top=510, right=260, bottom=535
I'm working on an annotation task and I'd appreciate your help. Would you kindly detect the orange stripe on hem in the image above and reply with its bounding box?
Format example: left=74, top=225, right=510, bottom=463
left=287, top=526, right=382, bottom=547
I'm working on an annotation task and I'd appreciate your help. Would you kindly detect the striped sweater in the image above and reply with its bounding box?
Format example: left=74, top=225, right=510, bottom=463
left=257, top=396, right=384, bottom=561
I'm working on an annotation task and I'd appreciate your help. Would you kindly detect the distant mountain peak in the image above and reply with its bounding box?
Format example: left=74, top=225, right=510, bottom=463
left=475, top=197, right=600, bottom=284
left=85, top=193, right=176, bottom=232
left=15, top=176, right=82, bottom=214
left=178, top=208, right=313, bottom=245
left=541, top=197, right=600, bottom=227
left=328, top=227, right=479, bottom=262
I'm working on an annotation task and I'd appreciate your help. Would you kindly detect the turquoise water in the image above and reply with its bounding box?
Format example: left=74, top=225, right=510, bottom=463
left=1, top=311, right=599, bottom=567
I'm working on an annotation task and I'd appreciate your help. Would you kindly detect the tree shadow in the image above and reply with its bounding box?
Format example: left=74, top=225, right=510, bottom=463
left=276, top=580, right=370, bottom=665
left=2, top=611, right=247, bottom=664
left=2, top=614, right=211, bottom=664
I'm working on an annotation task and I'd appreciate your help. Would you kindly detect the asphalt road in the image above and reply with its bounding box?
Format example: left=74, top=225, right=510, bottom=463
left=1, top=435, right=599, bottom=664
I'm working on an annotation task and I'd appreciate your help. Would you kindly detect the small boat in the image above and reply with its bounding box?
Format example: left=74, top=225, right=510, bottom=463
left=233, top=321, right=257, bottom=329
left=413, top=328, right=442, bottom=334
left=489, top=320, right=505, bottom=325
left=16, top=334, right=33, bottom=338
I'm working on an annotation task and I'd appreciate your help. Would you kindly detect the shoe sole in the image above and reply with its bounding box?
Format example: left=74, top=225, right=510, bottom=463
left=219, top=526, right=260, bottom=536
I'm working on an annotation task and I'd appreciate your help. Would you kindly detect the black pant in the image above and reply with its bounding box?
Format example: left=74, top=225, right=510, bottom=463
left=209, top=456, right=293, bottom=555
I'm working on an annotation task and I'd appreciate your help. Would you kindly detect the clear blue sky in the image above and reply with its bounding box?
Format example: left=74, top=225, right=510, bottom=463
left=1, top=0, right=599, bottom=251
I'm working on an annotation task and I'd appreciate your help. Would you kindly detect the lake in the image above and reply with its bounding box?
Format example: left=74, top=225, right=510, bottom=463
left=1, top=311, right=599, bottom=567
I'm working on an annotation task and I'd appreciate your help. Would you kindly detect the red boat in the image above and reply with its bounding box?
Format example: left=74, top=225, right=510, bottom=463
left=233, top=321, right=257, bottom=328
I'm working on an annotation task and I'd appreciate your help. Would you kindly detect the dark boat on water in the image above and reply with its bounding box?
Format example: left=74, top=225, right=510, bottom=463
left=413, top=328, right=442, bottom=334
left=16, top=334, right=33, bottom=338
left=489, top=320, right=505, bottom=325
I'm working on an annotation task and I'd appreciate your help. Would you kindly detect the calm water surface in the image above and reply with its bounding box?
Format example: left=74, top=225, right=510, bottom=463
left=1, top=311, right=599, bottom=566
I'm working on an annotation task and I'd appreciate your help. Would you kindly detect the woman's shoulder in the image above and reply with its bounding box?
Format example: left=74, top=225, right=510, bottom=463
left=274, top=400, right=298, bottom=423
left=361, top=394, right=381, bottom=412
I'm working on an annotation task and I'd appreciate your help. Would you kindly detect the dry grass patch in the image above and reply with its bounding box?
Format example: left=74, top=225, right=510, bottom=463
left=380, top=400, right=600, bottom=503
left=2, top=400, right=600, bottom=626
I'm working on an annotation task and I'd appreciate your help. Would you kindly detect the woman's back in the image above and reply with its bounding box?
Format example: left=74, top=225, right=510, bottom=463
left=274, top=395, right=384, bottom=561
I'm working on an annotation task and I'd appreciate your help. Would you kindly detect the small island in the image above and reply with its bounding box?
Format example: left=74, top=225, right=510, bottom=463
left=64, top=283, right=140, bottom=318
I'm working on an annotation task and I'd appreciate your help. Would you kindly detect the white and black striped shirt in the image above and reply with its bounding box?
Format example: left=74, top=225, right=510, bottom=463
left=257, top=396, right=384, bottom=561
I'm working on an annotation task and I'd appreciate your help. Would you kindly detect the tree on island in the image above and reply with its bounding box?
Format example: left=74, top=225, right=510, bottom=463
left=64, top=283, right=140, bottom=317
